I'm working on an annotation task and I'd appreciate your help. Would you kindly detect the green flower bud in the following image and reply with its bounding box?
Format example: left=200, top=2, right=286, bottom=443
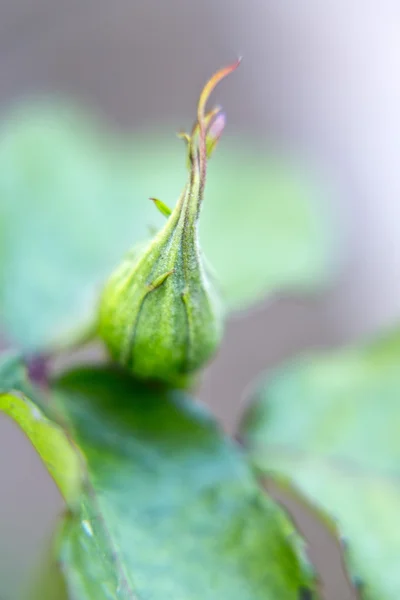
left=99, top=61, right=240, bottom=385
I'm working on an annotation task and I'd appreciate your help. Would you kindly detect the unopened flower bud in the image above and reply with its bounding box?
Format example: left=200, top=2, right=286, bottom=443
left=99, top=61, right=240, bottom=385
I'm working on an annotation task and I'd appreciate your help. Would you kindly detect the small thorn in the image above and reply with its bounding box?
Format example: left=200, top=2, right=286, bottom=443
left=147, top=269, right=174, bottom=292
left=181, top=287, right=190, bottom=308
left=149, top=197, right=172, bottom=218
left=176, top=131, right=191, bottom=145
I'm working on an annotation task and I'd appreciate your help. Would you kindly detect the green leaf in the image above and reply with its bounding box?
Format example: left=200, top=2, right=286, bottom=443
left=0, top=102, right=331, bottom=351
left=0, top=352, right=81, bottom=503
left=50, top=366, right=316, bottom=600
left=240, top=329, right=400, bottom=600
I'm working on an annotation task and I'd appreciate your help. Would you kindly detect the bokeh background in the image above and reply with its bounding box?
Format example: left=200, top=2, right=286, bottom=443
left=1, top=2, right=400, bottom=599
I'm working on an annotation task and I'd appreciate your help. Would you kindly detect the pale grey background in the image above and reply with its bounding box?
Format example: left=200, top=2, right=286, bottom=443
left=2, top=2, right=400, bottom=598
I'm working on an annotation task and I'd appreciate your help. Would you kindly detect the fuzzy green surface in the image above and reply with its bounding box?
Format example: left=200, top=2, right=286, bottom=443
left=240, top=329, right=400, bottom=600
left=98, top=197, right=223, bottom=385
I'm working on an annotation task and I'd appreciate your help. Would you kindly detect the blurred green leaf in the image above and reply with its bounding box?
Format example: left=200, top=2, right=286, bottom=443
left=0, top=104, right=160, bottom=351
left=240, top=329, right=400, bottom=600
left=0, top=352, right=81, bottom=503
left=202, top=145, right=331, bottom=311
left=51, top=366, right=316, bottom=600
left=0, top=102, right=332, bottom=351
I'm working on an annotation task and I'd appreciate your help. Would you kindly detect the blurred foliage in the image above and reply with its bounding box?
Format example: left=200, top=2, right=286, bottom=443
left=0, top=104, right=156, bottom=351
left=0, top=355, right=317, bottom=599
left=0, top=101, right=332, bottom=352
left=240, top=329, right=400, bottom=600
